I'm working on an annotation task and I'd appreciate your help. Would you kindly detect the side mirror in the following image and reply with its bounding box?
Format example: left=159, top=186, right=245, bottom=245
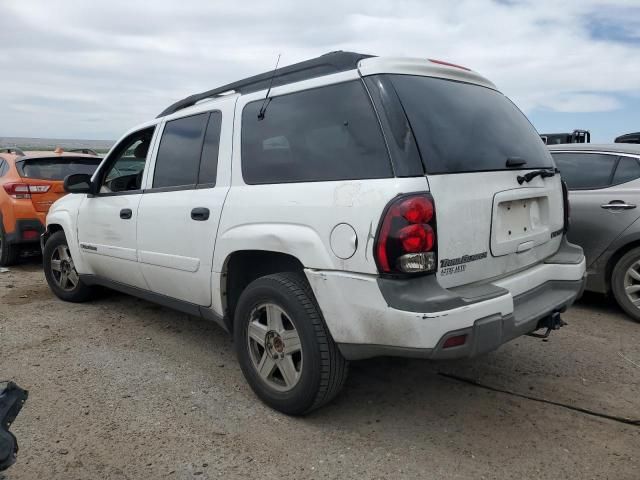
left=63, top=173, right=94, bottom=194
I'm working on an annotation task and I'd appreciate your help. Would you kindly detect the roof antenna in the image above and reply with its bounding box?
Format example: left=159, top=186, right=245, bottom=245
left=258, top=54, right=281, bottom=120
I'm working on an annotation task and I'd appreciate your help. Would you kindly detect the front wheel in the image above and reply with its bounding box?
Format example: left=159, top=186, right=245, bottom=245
left=43, top=231, right=93, bottom=302
left=611, top=247, right=640, bottom=322
left=234, top=272, right=348, bottom=415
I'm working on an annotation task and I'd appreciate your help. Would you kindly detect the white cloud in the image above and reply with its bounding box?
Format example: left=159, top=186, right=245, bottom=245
left=0, top=0, right=638, bottom=138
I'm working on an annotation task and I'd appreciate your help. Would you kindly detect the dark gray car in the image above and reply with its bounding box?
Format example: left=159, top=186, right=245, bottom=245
left=550, top=143, right=640, bottom=321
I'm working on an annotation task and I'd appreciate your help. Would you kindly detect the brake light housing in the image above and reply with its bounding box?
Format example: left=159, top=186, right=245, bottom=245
left=374, top=193, right=437, bottom=275
left=2, top=183, right=50, bottom=199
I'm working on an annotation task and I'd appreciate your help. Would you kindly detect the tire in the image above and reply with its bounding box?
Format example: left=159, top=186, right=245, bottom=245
left=234, top=272, right=349, bottom=415
left=611, top=247, right=640, bottom=322
left=0, top=222, right=20, bottom=267
left=43, top=231, right=93, bottom=302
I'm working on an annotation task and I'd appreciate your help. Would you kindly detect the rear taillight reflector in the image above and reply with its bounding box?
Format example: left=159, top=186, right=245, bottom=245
left=22, top=230, right=39, bottom=241
left=443, top=334, right=467, bottom=349
left=2, top=183, right=50, bottom=198
left=374, top=193, right=437, bottom=275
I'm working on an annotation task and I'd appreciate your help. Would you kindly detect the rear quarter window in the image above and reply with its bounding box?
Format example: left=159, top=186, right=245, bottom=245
left=241, top=80, right=392, bottom=184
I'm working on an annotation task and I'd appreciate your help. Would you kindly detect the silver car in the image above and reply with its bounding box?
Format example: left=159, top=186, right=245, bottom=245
left=549, top=143, right=640, bottom=321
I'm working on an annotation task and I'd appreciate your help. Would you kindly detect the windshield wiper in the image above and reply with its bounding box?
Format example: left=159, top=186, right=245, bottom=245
left=517, top=169, right=556, bottom=185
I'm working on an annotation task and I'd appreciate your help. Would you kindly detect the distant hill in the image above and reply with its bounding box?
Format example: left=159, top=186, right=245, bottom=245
left=0, top=136, right=114, bottom=154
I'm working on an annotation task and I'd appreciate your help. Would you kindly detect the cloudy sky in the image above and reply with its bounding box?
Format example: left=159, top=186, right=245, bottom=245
left=1, top=0, right=639, bottom=142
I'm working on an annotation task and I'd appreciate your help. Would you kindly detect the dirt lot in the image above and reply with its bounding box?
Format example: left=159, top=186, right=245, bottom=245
left=1, top=261, right=638, bottom=479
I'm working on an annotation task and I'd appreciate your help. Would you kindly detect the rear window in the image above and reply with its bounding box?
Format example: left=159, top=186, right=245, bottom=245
left=388, top=75, right=554, bottom=174
left=241, top=80, right=392, bottom=184
left=16, top=157, right=101, bottom=180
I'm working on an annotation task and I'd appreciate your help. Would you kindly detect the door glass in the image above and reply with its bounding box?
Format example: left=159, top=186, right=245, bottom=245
left=153, top=113, right=209, bottom=188
left=612, top=157, right=640, bottom=185
left=552, top=153, right=617, bottom=190
left=101, top=128, right=154, bottom=193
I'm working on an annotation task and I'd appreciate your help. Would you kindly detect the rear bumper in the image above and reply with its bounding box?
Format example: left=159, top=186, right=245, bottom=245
left=4, top=219, right=45, bottom=245
left=306, top=237, right=586, bottom=360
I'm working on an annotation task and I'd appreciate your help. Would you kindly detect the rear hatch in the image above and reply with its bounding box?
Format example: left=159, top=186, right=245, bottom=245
left=15, top=156, right=101, bottom=212
left=387, top=74, right=563, bottom=288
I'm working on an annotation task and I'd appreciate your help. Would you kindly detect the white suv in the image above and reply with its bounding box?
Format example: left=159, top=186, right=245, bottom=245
left=42, top=52, right=586, bottom=415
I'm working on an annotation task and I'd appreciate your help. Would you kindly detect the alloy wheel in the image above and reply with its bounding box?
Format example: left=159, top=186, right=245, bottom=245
left=50, top=245, right=79, bottom=291
left=247, top=303, right=303, bottom=392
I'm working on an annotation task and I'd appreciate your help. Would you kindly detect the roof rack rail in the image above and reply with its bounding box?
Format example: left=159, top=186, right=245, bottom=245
left=0, top=147, right=25, bottom=156
left=157, top=51, right=374, bottom=118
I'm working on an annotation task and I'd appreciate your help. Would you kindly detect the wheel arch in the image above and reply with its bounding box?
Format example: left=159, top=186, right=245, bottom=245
left=605, top=238, right=640, bottom=294
left=221, top=249, right=306, bottom=332
left=43, top=210, right=88, bottom=274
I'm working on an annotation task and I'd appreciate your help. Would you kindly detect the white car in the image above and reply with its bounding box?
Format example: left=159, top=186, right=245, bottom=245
left=42, top=52, right=586, bottom=415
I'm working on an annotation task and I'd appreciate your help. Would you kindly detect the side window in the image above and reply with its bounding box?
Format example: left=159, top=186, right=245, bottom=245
left=198, top=111, right=222, bottom=186
left=153, top=113, right=209, bottom=189
left=241, top=81, right=392, bottom=184
left=0, top=160, right=7, bottom=177
left=100, top=127, right=155, bottom=194
left=552, top=153, right=617, bottom=190
left=612, top=157, right=640, bottom=185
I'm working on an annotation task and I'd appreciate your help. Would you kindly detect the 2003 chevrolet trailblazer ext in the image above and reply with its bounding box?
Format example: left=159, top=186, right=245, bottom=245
left=41, top=52, right=586, bottom=414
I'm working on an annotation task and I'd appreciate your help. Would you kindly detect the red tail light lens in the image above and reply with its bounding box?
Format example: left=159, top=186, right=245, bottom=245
left=3, top=183, right=50, bottom=199
left=375, top=193, right=437, bottom=275
left=428, top=58, right=471, bottom=71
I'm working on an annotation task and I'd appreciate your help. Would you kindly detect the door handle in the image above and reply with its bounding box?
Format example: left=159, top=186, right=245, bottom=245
left=120, top=208, right=133, bottom=219
left=191, top=207, right=210, bottom=221
left=601, top=201, right=637, bottom=210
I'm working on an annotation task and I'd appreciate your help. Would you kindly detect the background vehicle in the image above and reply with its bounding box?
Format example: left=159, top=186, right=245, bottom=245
left=615, top=132, right=640, bottom=144
left=550, top=143, right=640, bottom=321
left=541, top=129, right=590, bottom=145
left=43, top=52, right=585, bottom=414
left=0, top=149, right=101, bottom=265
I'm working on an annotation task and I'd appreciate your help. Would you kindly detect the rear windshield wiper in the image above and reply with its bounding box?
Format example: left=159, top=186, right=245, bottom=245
left=517, top=169, right=556, bottom=185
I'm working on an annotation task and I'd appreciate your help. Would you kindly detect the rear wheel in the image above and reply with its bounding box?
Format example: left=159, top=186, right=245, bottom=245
left=0, top=223, right=20, bottom=267
left=43, top=231, right=93, bottom=302
left=611, top=247, right=640, bottom=322
left=234, top=272, right=348, bottom=415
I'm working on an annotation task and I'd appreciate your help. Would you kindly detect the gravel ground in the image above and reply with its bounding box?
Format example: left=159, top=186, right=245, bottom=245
left=1, top=261, right=639, bottom=479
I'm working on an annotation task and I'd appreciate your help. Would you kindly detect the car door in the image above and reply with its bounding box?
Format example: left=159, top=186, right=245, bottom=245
left=552, top=152, right=640, bottom=266
left=136, top=103, right=231, bottom=306
left=77, top=125, right=157, bottom=289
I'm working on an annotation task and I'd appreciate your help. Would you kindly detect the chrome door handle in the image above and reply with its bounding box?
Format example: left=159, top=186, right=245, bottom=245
left=601, top=202, right=636, bottom=210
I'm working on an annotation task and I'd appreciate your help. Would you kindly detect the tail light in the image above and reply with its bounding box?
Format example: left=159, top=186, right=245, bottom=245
left=561, top=180, right=570, bottom=233
left=375, top=193, right=437, bottom=275
left=2, top=183, right=50, bottom=199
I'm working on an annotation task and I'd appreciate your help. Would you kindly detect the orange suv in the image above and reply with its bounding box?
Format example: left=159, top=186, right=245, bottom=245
left=0, top=147, right=102, bottom=265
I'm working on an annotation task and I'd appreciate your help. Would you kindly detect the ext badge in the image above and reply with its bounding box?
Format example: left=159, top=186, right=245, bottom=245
left=440, top=251, right=487, bottom=276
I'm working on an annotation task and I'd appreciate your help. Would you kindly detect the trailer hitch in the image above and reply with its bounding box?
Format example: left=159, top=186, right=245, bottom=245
left=527, top=311, right=566, bottom=339
left=0, top=381, right=28, bottom=472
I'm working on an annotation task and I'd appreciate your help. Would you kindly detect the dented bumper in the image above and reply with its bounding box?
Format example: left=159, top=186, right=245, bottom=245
left=306, top=238, right=586, bottom=361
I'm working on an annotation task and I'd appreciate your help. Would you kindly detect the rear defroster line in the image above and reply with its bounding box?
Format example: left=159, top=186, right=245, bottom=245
left=438, top=372, right=640, bottom=427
